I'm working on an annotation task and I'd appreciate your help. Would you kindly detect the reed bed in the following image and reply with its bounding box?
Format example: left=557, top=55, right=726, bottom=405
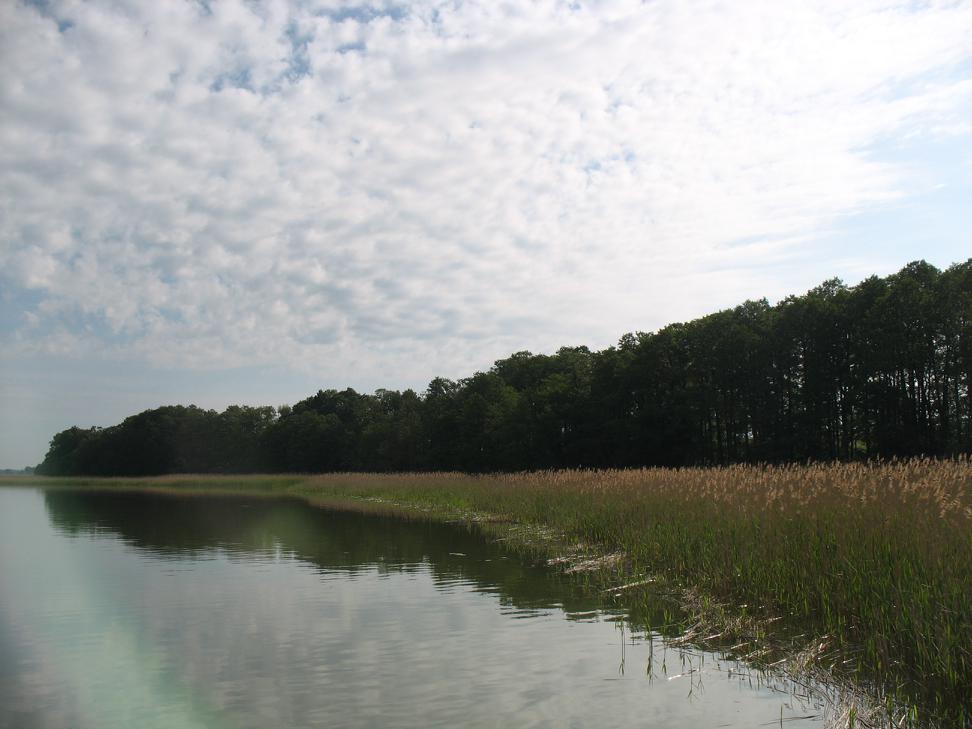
left=14, top=458, right=972, bottom=721
left=304, top=460, right=972, bottom=721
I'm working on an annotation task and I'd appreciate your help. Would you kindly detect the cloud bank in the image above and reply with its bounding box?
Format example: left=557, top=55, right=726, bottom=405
left=2, top=0, right=972, bottom=388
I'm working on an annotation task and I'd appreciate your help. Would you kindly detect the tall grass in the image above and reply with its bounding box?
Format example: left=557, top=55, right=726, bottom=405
left=14, top=458, right=972, bottom=720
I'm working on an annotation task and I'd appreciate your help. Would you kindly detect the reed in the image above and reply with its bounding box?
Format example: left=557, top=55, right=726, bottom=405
left=11, top=458, right=971, bottom=721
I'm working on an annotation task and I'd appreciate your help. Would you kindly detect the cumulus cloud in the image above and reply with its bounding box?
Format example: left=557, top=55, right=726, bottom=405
left=2, top=0, right=971, bottom=384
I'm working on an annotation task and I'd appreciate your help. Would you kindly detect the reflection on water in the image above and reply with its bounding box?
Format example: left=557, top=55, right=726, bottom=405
left=0, top=488, right=827, bottom=728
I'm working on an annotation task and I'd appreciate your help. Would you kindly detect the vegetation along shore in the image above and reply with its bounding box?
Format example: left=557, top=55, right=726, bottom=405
left=33, top=260, right=972, bottom=478
left=10, top=457, right=971, bottom=725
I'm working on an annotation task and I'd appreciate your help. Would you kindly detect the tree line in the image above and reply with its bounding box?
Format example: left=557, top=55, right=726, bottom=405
left=36, top=260, right=972, bottom=476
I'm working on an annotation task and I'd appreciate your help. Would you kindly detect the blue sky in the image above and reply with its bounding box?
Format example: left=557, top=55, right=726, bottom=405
left=1, top=0, right=971, bottom=468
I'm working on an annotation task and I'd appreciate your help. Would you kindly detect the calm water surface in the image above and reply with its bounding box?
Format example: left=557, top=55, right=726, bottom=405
left=0, top=487, right=828, bottom=728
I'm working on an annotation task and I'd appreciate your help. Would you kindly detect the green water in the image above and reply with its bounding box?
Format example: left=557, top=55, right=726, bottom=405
left=0, top=487, right=828, bottom=728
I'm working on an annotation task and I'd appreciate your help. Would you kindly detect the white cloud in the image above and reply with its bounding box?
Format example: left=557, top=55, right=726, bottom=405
left=2, top=0, right=972, bottom=385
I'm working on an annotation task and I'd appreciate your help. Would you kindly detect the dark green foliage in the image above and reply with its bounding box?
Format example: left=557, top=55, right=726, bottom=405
left=36, top=405, right=275, bottom=476
left=36, top=259, right=972, bottom=475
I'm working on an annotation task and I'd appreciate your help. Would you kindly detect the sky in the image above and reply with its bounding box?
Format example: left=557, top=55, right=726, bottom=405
left=1, top=0, right=971, bottom=468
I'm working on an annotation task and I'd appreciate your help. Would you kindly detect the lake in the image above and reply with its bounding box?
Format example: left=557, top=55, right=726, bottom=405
left=0, top=487, right=829, bottom=728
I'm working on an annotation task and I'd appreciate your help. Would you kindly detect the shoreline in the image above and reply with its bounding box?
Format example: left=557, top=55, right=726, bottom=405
left=4, top=462, right=970, bottom=726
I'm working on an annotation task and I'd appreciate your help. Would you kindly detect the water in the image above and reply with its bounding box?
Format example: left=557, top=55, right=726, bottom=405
left=0, top=487, right=829, bottom=728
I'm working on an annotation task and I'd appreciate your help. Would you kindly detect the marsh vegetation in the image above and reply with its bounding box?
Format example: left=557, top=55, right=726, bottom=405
left=21, top=457, right=972, bottom=725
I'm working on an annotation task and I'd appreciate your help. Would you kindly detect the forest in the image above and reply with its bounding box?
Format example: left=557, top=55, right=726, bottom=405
left=35, top=259, right=972, bottom=476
